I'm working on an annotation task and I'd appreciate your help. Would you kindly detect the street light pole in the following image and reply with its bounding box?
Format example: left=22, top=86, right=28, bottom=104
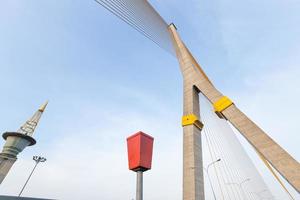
left=203, top=158, right=221, bottom=200
left=18, top=156, right=46, bottom=197
left=127, top=132, right=154, bottom=200
left=136, top=171, right=143, bottom=200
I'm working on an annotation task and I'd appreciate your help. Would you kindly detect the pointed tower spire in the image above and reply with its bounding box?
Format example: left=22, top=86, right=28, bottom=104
left=0, top=101, right=48, bottom=184
left=39, top=101, right=48, bottom=112
left=17, top=101, right=48, bottom=137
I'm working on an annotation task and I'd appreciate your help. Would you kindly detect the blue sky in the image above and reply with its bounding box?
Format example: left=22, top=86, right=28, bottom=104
left=0, top=0, right=299, bottom=199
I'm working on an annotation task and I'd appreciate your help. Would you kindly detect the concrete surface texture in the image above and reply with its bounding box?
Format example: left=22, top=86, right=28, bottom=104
left=168, top=23, right=300, bottom=198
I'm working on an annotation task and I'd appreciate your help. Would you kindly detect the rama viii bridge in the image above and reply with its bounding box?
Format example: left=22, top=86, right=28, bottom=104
left=0, top=0, right=299, bottom=200
left=92, top=0, right=300, bottom=199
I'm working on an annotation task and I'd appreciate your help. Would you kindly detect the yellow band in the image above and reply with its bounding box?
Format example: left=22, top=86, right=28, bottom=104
left=213, top=96, right=233, bottom=113
left=182, top=114, right=204, bottom=130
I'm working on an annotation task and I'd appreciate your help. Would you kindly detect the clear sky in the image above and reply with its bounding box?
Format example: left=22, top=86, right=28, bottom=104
left=0, top=0, right=299, bottom=199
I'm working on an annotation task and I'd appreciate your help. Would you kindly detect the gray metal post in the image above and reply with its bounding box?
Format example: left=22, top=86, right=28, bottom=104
left=18, top=161, right=39, bottom=197
left=204, top=158, right=221, bottom=200
left=18, top=156, right=46, bottom=197
left=205, top=169, right=217, bottom=200
left=136, top=171, right=143, bottom=200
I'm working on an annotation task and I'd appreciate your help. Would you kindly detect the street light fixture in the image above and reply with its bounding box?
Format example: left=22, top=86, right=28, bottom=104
left=18, top=156, right=47, bottom=197
left=203, top=158, right=221, bottom=200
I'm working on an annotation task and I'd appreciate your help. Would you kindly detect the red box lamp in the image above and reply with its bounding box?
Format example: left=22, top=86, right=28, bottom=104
left=127, top=131, right=154, bottom=172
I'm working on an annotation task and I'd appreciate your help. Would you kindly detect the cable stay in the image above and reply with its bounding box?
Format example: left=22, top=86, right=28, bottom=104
left=94, top=0, right=175, bottom=55
left=200, top=94, right=275, bottom=200
left=94, top=0, right=300, bottom=198
left=256, top=145, right=295, bottom=199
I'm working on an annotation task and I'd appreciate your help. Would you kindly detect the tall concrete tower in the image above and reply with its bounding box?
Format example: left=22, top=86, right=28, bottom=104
left=168, top=23, right=300, bottom=196
left=0, top=102, right=48, bottom=184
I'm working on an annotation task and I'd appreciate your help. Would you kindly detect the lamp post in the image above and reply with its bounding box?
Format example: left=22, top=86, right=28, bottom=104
left=226, top=178, right=251, bottom=200
left=127, top=132, right=154, bottom=200
left=203, top=158, right=221, bottom=200
left=18, top=156, right=46, bottom=197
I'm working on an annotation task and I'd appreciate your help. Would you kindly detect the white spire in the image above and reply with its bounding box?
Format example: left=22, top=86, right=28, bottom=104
left=17, top=101, right=48, bottom=136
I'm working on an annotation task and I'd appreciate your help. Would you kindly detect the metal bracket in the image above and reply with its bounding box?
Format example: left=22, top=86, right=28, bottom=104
left=182, top=114, right=204, bottom=130
left=213, top=96, right=233, bottom=119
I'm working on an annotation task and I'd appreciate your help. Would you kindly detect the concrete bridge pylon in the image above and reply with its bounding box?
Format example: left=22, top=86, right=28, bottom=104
left=168, top=23, right=300, bottom=199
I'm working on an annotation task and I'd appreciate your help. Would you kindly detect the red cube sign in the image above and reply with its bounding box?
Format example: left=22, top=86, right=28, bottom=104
left=127, top=131, right=154, bottom=172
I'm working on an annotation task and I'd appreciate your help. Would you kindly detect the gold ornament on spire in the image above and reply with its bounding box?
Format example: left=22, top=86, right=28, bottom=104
left=17, top=101, right=48, bottom=136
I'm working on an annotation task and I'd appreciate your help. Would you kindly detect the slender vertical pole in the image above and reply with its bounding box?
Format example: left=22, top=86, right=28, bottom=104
left=18, top=156, right=46, bottom=197
left=204, top=159, right=221, bottom=200
left=18, top=162, right=39, bottom=197
left=205, top=169, right=217, bottom=200
left=136, top=171, right=143, bottom=200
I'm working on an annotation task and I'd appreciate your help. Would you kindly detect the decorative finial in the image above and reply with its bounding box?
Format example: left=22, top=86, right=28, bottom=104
left=17, top=101, right=48, bottom=136
left=38, top=101, right=48, bottom=112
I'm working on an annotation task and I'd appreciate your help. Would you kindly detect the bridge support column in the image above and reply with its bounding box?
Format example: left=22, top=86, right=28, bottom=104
left=168, top=23, right=300, bottom=194
left=168, top=23, right=205, bottom=200
left=182, top=85, right=205, bottom=200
